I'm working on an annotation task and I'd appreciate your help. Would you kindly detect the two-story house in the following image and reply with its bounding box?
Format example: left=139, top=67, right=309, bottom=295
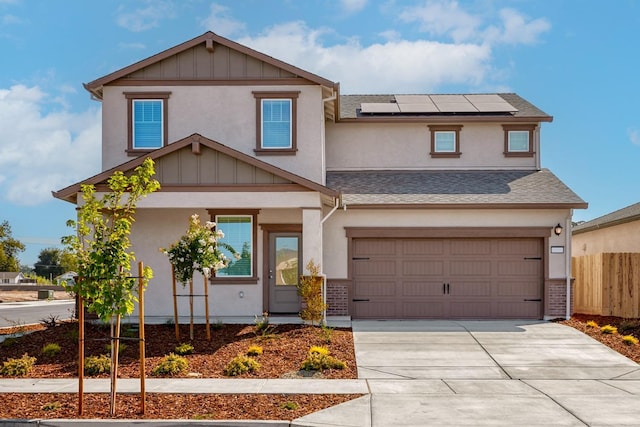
left=54, top=32, right=587, bottom=322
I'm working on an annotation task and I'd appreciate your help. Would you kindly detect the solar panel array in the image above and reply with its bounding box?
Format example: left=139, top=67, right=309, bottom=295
left=360, top=94, right=518, bottom=114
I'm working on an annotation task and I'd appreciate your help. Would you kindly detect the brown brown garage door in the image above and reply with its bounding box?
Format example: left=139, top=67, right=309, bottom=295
left=352, top=238, right=543, bottom=319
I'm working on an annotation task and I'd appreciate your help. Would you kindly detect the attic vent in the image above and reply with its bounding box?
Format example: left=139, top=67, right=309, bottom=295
left=205, top=37, right=215, bottom=53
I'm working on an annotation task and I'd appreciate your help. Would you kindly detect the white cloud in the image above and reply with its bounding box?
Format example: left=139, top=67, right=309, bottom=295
left=629, top=128, right=640, bottom=146
left=399, top=1, right=549, bottom=46
left=0, top=85, right=101, bottom=206
left=237, top=21, right=490, bottom=93
left=116, top=1, right=175, bottom=32
left=1, top=14, right=20, bottom=25
left=340, top=0, right=367, bottom=13
left=200, top=2, right=246, bottom=37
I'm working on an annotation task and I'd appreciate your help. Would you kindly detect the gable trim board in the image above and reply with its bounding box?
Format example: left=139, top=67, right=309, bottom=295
left=53, top=133, right=338, bottom=204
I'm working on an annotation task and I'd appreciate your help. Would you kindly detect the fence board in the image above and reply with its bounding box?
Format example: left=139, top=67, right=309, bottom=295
left=572, top=253, right=640, bottom=318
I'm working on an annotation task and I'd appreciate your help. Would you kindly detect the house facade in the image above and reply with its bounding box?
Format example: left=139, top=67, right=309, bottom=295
left=572, top=202, right=640, bottom=256
left=55, top=32, right=586, bottom=322
left=0, top=272, right=25, bottom=284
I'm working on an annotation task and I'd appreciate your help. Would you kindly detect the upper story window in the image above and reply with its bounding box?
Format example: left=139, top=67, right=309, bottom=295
left=428, top=125, right=462, bottom=158
left=124, top=92, right=170, bottom=155
left=503, top=124, right=536, bottom=157
left=253, top=91, right=300, bottom=155
left=208, top=209, right=259, bottom=284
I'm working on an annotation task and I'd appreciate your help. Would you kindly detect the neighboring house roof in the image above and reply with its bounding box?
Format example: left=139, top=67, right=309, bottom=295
left=0, top=272, right=23, bottom=280
left=53, top=133, right=339, bottom=204
left=338, top=93, right=552, bottom=122
left=84, top=31, right=339, bottom=100
left=326, top=169, right=587, bottom=208
left=573, top=201, right=640, bottom=235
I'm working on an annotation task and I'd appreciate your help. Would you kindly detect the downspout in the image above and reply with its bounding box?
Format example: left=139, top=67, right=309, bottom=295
left=319, top=197, right=341, bottom=325
left=321, top=90, right=337, bottom=186
left=565, top=210, right=573, bottom=320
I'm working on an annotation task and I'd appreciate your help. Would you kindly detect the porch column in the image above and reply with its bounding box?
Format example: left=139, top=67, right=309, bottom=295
left=302, top=208, right=322, bottom=273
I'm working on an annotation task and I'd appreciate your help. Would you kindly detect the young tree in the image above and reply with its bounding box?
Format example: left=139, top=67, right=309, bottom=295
left=0, top=221, right=25, bottom=272
left=63, top=157, right=160, bottom=416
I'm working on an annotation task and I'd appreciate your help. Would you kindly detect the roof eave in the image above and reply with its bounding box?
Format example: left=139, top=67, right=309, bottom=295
left=573, top=213, right=640, bottom=235
left=337, top=115, right=553, bottom=123
left=340, top=202, right=588, bottom=210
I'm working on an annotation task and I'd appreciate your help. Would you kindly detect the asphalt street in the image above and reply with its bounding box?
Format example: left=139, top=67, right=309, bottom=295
left=0, top=300, right=75, bottom=328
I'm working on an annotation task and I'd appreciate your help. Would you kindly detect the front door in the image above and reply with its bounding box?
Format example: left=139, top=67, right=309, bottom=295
left=268, top=232, right=302, bottom=313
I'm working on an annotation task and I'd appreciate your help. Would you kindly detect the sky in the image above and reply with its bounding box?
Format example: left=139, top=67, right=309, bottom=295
left=1, top=0, right=639, bottom=268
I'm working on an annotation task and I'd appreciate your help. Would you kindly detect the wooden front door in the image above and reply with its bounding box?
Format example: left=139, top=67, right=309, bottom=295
left=268, top=232, right=302, bottom=313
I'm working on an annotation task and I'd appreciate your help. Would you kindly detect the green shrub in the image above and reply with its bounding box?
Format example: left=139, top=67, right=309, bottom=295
left=301, top=346, right=345, bottom=371
left=224, top=354, right=260, bottom=376
left=1, top=353, right=37, bottom=377
left=174, top=343, right=194, bottom=355
left=297, top=260, right=326, bottom=325
left=1, top=337, right=19, bottom=348
left=84, top=354, right=111, bottom=376
left=601, top=324, right=618, bottom=335
left=152, top=353, right=188, bottom=376
left=41, top=343, right=61, bottom=357
left=622, top=335, right=639, bottom=346
left=254, top=312, right=276, bottom=337
left=41, top=401, right=61, bottom=411
left=319, top=325, right=334, bottom=343
left=281, top=401, right=299, bottom=410
left=246, top=345, right=263, bottom=356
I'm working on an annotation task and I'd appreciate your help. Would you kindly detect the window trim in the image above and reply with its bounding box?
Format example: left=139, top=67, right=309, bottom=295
left=207, top=209, right=259, bottom=284
left=253, top=91, right=299, bottom=155
left=503, top=124, right=536, bottom=157
left=428, top=125, right=462, bottom=158
left=125, top=92, right=170, bottom=155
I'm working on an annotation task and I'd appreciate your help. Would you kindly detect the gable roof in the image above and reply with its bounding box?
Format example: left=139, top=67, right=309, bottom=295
left=338, top=93, right=552, bottom=122
left=0, top=272, right=23, bottom=280
left=326, top=169, right=587, bottom=209
left=53, top=133, right=339, bottom=204
left=573, top=201, right=640, bottom=235
left=84, top=31, right=338, bottom=100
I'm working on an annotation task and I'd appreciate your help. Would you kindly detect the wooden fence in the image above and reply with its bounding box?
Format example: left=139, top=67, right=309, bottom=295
left=572, top=253, right=640, bottom=318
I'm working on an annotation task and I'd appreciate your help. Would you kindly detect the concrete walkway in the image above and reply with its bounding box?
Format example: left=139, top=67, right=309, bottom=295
left=1, top=320, right=640, bottom=426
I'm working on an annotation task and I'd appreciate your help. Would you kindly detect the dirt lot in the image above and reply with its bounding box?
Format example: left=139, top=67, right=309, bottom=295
left=0, top=290, right=72, bottom=303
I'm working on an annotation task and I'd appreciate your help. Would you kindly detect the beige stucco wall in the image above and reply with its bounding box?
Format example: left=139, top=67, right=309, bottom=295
left=572, top=221, right=640, bottom=256
left=101, top=84, right=326, bottom=183
left=325, top=122, right=538, bottom=170
left=322, top=208, right=571, bottom=280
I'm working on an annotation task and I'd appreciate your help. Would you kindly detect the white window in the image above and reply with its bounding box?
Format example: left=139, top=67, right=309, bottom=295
left=133, top=99, right=163, bottom=149
left=508, top=131, right=530, bottom=152
left=261, top=99, right=292, bottom=149
left=434, top=131, right=456, bottom=152
left=215, top=215, right=253, bottom=277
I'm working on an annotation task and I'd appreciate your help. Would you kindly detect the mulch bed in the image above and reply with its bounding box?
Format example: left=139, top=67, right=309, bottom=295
left=558, top=313, right=640, bottom=364
left=0, top=320, right=360, bottom=420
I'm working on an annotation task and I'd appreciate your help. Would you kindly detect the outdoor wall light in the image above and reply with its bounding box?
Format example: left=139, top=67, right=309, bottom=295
left=554, top=223, right=563, bottom=236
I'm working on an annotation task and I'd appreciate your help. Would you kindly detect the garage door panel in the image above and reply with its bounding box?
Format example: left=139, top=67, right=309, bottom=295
left=354, top=280, right=397, bottom=297
left=403, top=260, right=444, bottom=276
left=402, top=281, right=445, bottom=296
left=498, top=260, right=541, bottom=276
left=451, top=281, right=491, bottom=297
left=450, top=239, right=492, bottom=255
left=496, top=302, right=540, bottom=318
left=450, top=301, right=492, bottom=318
left=450, top=260, right=492, bottom=276
left=354, top=302, right=397, bottom=318
left=353, top=239, right=396, bottom=256
left=497, top=239, right=541, bottom=255
left=496, top=281, right=540, bottom=298
left=354, top=260, right=396, bottom=276
left=402, top=240, right=445, bottom=255
left=403, top=302, right=446, bottom=318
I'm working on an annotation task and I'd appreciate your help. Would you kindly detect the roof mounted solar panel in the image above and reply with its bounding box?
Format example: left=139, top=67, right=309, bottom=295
left=398, top=103, right=439, bottom=113
left=360, top=103, right=400, bottom=113
left=465, top=94, right=518, bottom=112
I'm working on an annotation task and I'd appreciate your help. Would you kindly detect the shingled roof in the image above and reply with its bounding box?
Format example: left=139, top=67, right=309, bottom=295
left=573, top=201, right=640, bottom=234
left=339, top=93, right=552, bottom=121
left=326, top=169, right=587, bottom=208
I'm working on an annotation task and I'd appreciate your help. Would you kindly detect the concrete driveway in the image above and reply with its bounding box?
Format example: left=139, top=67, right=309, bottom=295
left=296, top=320, right=640, bottom=427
